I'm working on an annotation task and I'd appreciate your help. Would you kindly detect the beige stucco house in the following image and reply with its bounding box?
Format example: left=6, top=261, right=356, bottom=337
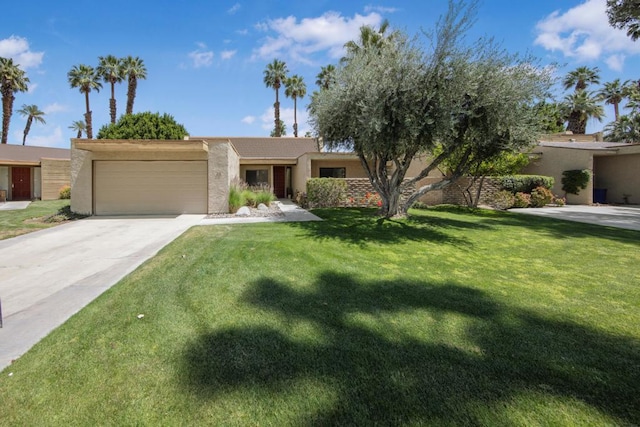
left=0, top=144, right=70, bottom=202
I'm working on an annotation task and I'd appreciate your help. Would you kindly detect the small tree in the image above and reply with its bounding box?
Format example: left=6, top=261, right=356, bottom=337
left=96, top=111, right=188, bottom=139
left=561, top=169, right=590, bottom=195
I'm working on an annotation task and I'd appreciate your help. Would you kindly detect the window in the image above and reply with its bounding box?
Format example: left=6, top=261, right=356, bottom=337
left=319, top=167, right=346, bottom=178
left=246, top=169, right=268, bottom=186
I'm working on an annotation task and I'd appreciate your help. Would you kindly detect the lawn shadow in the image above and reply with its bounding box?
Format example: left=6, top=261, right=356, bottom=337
left=285, top=208, right=478, bottom=247
left=180, top=272, right=640, bottom=425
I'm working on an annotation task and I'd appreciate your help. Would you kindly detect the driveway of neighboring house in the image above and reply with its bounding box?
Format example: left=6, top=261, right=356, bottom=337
left=510, top=205, right=640, bottom=231
left=0, top=215, right=204, bottom=371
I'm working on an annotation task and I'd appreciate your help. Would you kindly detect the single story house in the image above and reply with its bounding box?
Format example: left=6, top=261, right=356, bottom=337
left=70, top=137, right=440, bottom=216
left=0, top=144, right=71, bottom=202
left=523, top=133, right=640, bottom=205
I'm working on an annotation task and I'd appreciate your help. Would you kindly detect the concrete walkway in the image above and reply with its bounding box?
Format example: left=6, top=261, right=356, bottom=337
left=510, top=205, right=640, bottom=231
left=0, top=201, right=31, bottom=211
left=199, top=199, right=322, bottom=225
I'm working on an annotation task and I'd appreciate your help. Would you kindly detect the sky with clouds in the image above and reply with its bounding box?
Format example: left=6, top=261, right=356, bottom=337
left=1, top=0, right=638, bottom=148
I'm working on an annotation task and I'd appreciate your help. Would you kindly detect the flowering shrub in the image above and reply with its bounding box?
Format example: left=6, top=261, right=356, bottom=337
left=530, top=186, right=554, bottom=207
left=490, top=190, right=515, bottom=210
left=307, top=178, right=347, bottom=208
left=553, top=196, right=566, bottom=206
left=59, top=185, right=71, bottom=199
left=345, top=191, right=382, bottom=207
left=512, top=192, right=531, bottom=208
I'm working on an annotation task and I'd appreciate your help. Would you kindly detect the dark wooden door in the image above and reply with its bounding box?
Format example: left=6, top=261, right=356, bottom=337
left=11, top=167, right=31, bottom=200
left=273, top=166, right=285, bottom=198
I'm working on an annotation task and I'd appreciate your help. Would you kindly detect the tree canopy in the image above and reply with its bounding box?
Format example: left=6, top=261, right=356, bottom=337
left=309, top=0, right=552, bottom=217
left=607, top=0, right=640, bottom=40
left=97, top=111, right=188, bottom=139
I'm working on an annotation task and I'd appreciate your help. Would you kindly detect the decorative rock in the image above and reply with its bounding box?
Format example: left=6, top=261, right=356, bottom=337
left=257, top=203, right=269, bottom=211
left=235, top=206, right=251, bottom=216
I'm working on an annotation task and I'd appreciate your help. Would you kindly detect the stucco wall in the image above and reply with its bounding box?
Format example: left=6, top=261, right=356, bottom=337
left=208, top=141, right=239, bottom=214
left=311, top=159, right=368, bottom=178
left=41, top=158, right=71, bottom=200
left=594, top=153, right=640, bottom=204
left=522, top=147, right=594, bottom=204
left=71, top=143, right=93, bottom=214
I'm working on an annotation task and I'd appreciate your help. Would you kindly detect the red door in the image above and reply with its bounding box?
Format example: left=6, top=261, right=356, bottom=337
left=273, top=166, right=285, bottom=198
left=11, top=167, right=31, bottom=200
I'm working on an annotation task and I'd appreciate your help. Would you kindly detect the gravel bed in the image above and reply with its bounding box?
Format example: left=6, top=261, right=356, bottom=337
left=205, top=203, right=285, bottom=219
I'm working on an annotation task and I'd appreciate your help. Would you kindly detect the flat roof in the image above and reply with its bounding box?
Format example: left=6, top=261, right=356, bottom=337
left=0, top=144, right=70, bottom=165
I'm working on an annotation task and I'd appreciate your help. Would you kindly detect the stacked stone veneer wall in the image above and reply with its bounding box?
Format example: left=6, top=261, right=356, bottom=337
left=342, top=178, right=417, bottom=207
left=442, top=177, right=503, bottom=206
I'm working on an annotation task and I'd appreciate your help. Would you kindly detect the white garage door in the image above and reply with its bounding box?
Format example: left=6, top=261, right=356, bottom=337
left=94, top=161, right=207, bottom=215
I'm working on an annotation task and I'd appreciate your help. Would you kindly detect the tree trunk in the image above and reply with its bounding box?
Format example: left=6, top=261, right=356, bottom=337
left=85, top=111, right=93, bottom=139
left=126, top=76, right=137, bottom=115
left=1, top=92, right=14, bottom=144
left=110, top=97, right=117, bottom=124
left=274, top=86, right=281, bottom=137
left=22, top=116, right=33, bottom=145
left=76, top=129, right=82, bottom=138
left=614, top=102, right=620, bottom=121
left=293, top=97, right=298, bottom=137
left=566, top=111, right=582, bottom=134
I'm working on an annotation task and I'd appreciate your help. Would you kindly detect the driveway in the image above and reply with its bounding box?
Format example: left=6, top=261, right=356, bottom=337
left=0, top=215, right=204, bottom=371
left=510, top=205, right=640, bottom=231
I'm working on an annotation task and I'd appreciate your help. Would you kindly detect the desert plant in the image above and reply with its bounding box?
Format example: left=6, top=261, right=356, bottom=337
left=255, top=189, right=275, bottom=206
left=490, top=190, right=515, bottom=210
left=512, top=192, right=531, bottom=208
left=242, top=189, right=257, bottom=207
left=553, top=196, right=566, bottom=206
left=561, top=169, right=590, bottom=195
left=530, top=186, right=554, bottom=207
left=59, top=185, right=71, bottom=200
left=306, top=178, right=347, bottom=208
left=228, top=184, right=246, bottom=213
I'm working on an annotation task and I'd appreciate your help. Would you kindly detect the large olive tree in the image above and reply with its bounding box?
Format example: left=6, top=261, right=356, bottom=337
left=309, top=1, right=551, bottom=218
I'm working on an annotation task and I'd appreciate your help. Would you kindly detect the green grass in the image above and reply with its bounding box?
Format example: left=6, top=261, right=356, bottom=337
left=0, top=200, right=78, bottom=240
left=1, top=207, right=639, bottom=425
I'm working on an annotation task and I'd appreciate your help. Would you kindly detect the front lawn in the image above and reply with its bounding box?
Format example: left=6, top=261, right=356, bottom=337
left=0, top=200, right=81, bottom=240
left=1, top=207, right=638, bottom=425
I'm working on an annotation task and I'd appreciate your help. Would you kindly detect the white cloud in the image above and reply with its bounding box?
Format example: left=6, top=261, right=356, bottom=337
left=0, top=35, right=44, bottom=69
left=43, top=102, right=67, bottom=114
left=241, top=115, right=256, bottom=124
left=21, top=126, right=64, bottom=148
left=364, top=5, right=398, bottom=14
left=188, top=43, right=214, bottom=68
left=221, top=50, right=237, bottom=60
left=27, top=82, right=38, bottom=94
left=252, top=11, right=383, bottom=62
left=236, top=29, right=249, bottom=36
left=260, top=106, right=310, bottom=136
left=534, top=0, right=640, bottom=70
left=228, top=3, right=241, bottom=14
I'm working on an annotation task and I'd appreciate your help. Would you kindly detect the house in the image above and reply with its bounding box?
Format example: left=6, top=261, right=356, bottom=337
left=0, top=144, right=71, bottom=202
left=70, top=137, right=442, bottom=215
left=523, top=133, right=640, bottom=204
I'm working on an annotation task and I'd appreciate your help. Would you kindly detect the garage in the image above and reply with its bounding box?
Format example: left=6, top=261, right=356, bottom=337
left=94, top=160, right=207, bottom=215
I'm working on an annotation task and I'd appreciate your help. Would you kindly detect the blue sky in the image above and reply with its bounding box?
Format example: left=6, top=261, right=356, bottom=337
left=2, top=0, right=639, bottom=148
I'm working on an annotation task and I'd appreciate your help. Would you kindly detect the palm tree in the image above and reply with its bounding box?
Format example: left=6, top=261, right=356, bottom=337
left=122, top=56, right=147, bottom=115
left=263, top=59, right=289, bottom=137
left=315, top=64, right=336, bottom=90
left=97, top=55, right=124, bottom=123
left=270, top=119, right=286, bottom=137
left=342, top=19, right=392, bottom=61
left=0, top=57, right=29, bottom=144
left=284, top=74, right=306, bottom=137
left=597, top=78, right=628, bottom=121
left=562, top=66, right=600, bottom=92
left=68, top=120, right=87, bottom=138
left=604, top=114, right=640, bottom=143
left=562, top=90, right=605, bottom=134
left=17, top=104, right=45, bottom=145
left=68, top=64, right=102, bottom=139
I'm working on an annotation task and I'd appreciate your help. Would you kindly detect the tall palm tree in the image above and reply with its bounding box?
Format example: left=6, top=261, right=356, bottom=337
left=315, top=64, right=336, bottom=90
left=263, top=59, right=288, bottom=137
left=342, top=19, right=392, bottom=61
left=604, top=114, right=640, bottom=143
left=270, top=119, right=286, bottom=137
left=97, top=55, right=124, bottom=123
left=17, top=104, right=45, bottom=145
left=284, top=74, right=307, bottom=137
left=562, top=66, right=600, bottom=92
left=68, top=64, right=102, bottom=139
left=0, top=57, right=29, bottom=144
left=597, top=78, right=628, bottom=121
left=562, top=90, right=605, bottom=134
left=122, top=56, right=147, bottom=115
left=68, top=120, right=87, bottom=138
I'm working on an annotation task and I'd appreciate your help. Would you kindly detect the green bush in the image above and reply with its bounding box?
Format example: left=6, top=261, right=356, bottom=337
left=530, top=186, right=554, bottom=207
left=561, top=169, right=590, bottom=195
left=512, top=192, right=531, bottom=208
left=307, top=178, right=347, bottom=208
left=490, top=190, right=515, bottom=210
left=255, top=190, right=275, bottom=206
left=228, top=185, right=246, bottom=213
left=242, top=190, right=257, bottom=207
left=500, top=175, right=554, bottom=193
left=553, top=196, right=566, bottom=206
left=97, top=112, right=188, bottom=139
left=59, top=185, right=71, bottom=200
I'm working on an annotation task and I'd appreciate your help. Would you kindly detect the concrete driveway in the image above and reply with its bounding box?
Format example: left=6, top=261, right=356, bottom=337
left=510, top=205, right=640, bottom=231
left=0, top=215, right=203, bottom=371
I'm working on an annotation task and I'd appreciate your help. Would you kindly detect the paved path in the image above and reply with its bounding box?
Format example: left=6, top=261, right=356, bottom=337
left=510, top=205, right=640, bottom=231
left=0, top=201, right=31, bottom=211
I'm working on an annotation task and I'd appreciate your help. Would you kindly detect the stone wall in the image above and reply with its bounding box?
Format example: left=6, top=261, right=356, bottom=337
left=442, top=177, right=504, bottom=206
left=342, top=178, right=416, bottom=207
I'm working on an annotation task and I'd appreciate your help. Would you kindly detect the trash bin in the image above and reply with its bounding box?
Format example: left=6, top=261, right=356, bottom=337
left=593, top=188, right=607, bottom=204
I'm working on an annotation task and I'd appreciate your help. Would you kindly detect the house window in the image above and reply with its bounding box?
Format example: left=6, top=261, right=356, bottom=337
left=246, top=169, right=268, bottom=186
left=319, top=167, right=346, bottom=178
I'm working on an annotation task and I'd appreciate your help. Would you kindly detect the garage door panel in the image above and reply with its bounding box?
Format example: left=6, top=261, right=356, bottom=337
left=95, top=161, right=207, bottom=215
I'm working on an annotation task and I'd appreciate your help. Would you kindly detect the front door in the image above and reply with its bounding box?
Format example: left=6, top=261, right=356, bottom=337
left=11, top=167, right=31, bottom=200
left=273, top=166, right=286, bottom=198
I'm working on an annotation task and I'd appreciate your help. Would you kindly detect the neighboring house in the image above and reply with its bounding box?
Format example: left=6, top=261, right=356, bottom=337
left=0, top=144, right=71, bottom=202
left=71, top=137, right=442, bottom=215
left=523, top=133, right=640, bottom=205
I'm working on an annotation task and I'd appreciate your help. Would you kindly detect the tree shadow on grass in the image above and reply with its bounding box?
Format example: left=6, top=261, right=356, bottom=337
left=180, top=272, right=640, bottom=425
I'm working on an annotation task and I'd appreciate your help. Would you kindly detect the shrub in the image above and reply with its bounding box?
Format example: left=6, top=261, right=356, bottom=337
left=255, top=189, right=275, bottom=206
left=500, top=175, right=554, bottom=193
left=553, top=196, right=566, bottom=206
left=242, top=189, right=257, bottom=207
left=512, top=192, right=531, bottom=208
left=410, top=201, right=429, bottom=210
left=490, top=190, right=515, bottom=210
left=228, top=184, right=246, bottom=213
left=59, top=185, right=71, bottom=200
left=530, top=186, right=554, bottom=207
left=306, top=178, right=347, bottom=208
left=561, top=169, right=590, bottom=195
left=97, top=112, right=189, bottom=139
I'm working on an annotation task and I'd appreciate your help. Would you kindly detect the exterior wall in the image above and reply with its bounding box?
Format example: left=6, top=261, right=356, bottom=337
left=71, top=143, right=94, bottom=214
left=41, top=158, right=71, bottom=200
left=0, top=166, right=8, bottom=198
left=522, top=147, right=594, bottom=204
left=441, top=177, right=504, bottom=206
left=208, top=141, right=239, bottom=214
left=594, top=153, right=640, bottom=204
left=294, top=153, right=312, bottom=197
left=240, top=164, right=271, bottom=185
left=311, top=159, right=368, bottom=178
left=33, top=167, right=42, bottom=199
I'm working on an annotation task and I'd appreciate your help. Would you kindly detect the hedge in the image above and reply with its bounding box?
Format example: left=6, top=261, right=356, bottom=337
left=306, top=178, right=347, bottom=208
left=500, top=175, right=554, bottom=193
